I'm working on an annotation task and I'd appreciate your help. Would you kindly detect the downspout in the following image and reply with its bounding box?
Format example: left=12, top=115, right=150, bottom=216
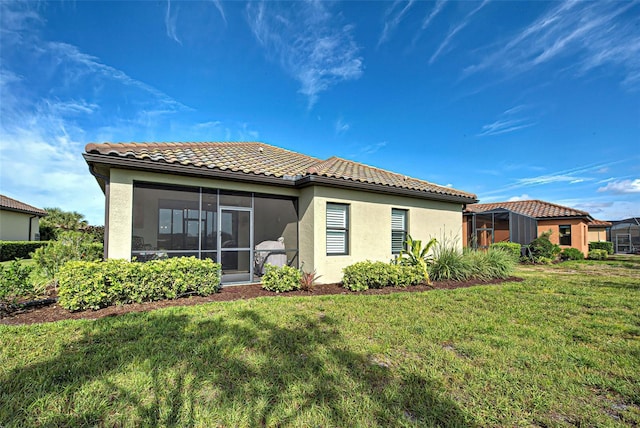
left=28, top=215, right=37, bottom=241
left=88, top=164, right=110, bottom=260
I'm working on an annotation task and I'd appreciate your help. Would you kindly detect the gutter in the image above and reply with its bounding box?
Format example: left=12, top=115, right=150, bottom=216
left=88, top=164, right=110, bottom=259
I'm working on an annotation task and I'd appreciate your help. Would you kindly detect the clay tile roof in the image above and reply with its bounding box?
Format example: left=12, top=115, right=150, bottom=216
left=85, top=142, right=476, bottom=201
left=0, top=194, right=47, bottom=216
left=465, top=200, right=591, bottom=219
left=588, top=219, right=612, bottom=227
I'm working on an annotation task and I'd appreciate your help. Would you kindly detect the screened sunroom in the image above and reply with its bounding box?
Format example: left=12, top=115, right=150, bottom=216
left=131, top=182, right=299, bottom=284
left=466, top=208, right=537, bottom=249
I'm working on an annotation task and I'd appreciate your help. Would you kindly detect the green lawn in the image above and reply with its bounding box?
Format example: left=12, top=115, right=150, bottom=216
left=1, top=257, right=639, bottom=427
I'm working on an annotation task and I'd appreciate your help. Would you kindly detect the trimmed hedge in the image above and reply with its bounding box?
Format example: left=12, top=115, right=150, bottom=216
left=58, top=257, right=221, bottom=311
left=489, top=242, right=522, bottom=260
left=0, top=241, right=50, bottom=262
left=588, top=249, right=608, bottom=260
left=589, top=241, right=614, bottom=255
left=560, top=247, right=585, bottom=261
left=261, top=264, right=302, bottom=292
left=342, top=261, right=425, bottom=291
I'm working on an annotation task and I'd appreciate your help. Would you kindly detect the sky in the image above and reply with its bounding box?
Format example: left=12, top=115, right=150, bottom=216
left=1, top=0, right=639, bottom=225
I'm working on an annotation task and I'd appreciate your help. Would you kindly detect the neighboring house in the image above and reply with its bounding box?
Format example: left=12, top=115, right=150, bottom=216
left=0, top=194, right=47, bottom=241
left=609, top=217, right=640, bottom=254
left=463, top=200, right=606, bottom=256
left=587, top=219, right=611, bottom=243
left=84, top=142, right=477, bottom=284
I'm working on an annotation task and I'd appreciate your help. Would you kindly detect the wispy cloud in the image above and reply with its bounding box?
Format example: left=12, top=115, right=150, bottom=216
left=410, top=0, right=447, bottom=48
left=246, top=1, right=363, bottom=108
left=429, top=0, right=488, bottom=64
left=464, top=1, right=640, bottom=89
left=508, top=194, right=531, bottom=202
left=482, top=161, right=618, bottom=196
left=378, top=0, right=415, bottom=47
left=478, top=104, right=536, bottom=136
left=165, top=0, right=181, bottom=45
left=360, top=141, right=387, bottom=155
left=335, top=118, right=350, bottom=134
left=210, top=0, right=226, bottom=24
left=598, top=179, right=640, bottom=194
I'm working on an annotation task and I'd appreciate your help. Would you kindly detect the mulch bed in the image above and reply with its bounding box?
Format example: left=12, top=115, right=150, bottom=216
left=0, top=277, right=522, bottom=326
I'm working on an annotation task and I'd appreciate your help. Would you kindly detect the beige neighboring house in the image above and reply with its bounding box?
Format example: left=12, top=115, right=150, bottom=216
left=84, top=142, right=477, bottom=285
left=0, top=195, right=47, bottom=241
left=587, top=219, right=611, bottom=243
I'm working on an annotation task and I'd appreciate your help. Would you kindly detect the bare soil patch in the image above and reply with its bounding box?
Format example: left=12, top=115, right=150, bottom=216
left=1, top=277, right=522, bottom=326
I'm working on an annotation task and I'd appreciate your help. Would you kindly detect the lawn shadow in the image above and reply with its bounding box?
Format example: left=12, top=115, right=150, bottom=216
left=1, top=308, right=474, bottom=426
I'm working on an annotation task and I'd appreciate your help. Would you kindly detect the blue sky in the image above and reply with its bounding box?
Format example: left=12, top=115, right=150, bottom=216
left=1, top=0, right=638, bottom=225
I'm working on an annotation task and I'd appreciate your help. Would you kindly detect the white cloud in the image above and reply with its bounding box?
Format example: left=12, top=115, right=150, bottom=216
left=378, top=0, right=416, bottom=47
left=210, top=0, right=226, bottom=24
left=464, top=1, right=640, bottom=89
left=598, top=179, right=640, bottom=194
left=246, top=1, right=363, bottom=108
left=430, top=0, right=488, bottom=64
left=360, top=141, right=387, bottom=155
left=165, top=0, right=182, bottom=44
left=335, top=118, right=350, bottom=134
left=508, top=194, right=531, bottom=202
left=478, top=104, right=536, bottom=137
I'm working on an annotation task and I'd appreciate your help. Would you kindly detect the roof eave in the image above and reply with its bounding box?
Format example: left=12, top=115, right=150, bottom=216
left=0, top=206, right=47, bottom=217
left=83, top=153, right=299, bottom=189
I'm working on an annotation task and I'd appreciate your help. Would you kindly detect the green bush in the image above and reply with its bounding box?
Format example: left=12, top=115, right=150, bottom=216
left=589, top=241, right=614, bottom=255
left=31, top=231, right=103, bottom=284
left=489, top=242, right=522, bottom=261
left=560, top=248, right=585, bottom=261
left=528, top=231, right=561, bottom=262
left=588, top=249, right=608, bottom=260
left=0, top=260, right=36, bottom=310
left=342, top=261, right=425, bottom=291
left=0, top=241, right=49, bottom=262
left=261, top=264, right=302, bottom=293
left=58, top=257, right=221, bottom=311
left=430, top=243, right=471, bottom=281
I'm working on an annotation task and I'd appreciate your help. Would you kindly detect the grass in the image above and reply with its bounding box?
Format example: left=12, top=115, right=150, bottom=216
left=1, top=257, right=639, bottom=426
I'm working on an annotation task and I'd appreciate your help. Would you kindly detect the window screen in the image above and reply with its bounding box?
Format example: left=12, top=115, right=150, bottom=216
left=326, top=203, right=348, bottom=255
left=391, top=209, right=408, bottom=254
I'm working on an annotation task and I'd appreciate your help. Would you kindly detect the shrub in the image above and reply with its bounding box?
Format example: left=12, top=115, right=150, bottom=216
left=430, top=243, right=471, bottom=282
left=560, top=248, right=585, bottom=261
left=261, top=264, right=302, bottom=293
left=589, top=241, right=614, bottom=255
left=299, top=268, right=321, bottom=292
left=588, top=249, right=608, bottom=260
left=31, top=231, right=103, bottom=284
left=0, top=241, right=49, bottom=262
left=342, top=261, right=425, bottom=291
left=0, top=260, right=36, bottom=310
left=483, top=248, right=517, bottom=279
left=395, top=235, right=437, bottom=285
left=528, top=231, right=561, bottom=262
left=489, top=242, right=522, bottom=261
left=58, top=257, right=221, bottom=311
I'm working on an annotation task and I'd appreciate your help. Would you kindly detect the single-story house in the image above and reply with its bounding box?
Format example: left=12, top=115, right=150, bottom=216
left=0, top=194, right=47, bottom=241
left=463, top=200, right=606, bottom=256
left=84, top=142, right=477, bottom=285
left=587, top=219, right=611, bottom=243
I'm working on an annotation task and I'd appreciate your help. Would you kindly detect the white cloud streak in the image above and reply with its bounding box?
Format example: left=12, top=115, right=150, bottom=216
left=598, top=179, right=640, bottom=194
left=464, top=1, right=640, bottom=88
left=378, top=0, right=416, bottom=47
left=210, top=0, right=226, bottom=24
left=165, top=0, right=182, bottom=44
left=478, top=104, right=536, bottom=137
left=429, top=0, right=488, bottom=64
left=246, top=1, right=363, bottom=108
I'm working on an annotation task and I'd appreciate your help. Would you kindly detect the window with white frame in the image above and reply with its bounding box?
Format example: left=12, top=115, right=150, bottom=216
left=326, top=203, right=349, bottom=255
left=391, top=208, right=408, bottom=254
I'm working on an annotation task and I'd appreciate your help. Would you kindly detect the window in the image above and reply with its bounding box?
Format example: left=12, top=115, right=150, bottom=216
left=559, top=225, right=571, bottom=246
left=391, top=208, right=408, bottom=254
left=326, top=203, right=348, bottom=255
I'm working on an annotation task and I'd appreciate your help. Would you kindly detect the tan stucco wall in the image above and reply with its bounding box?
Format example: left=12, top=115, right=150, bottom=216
left=106, top=168, right=464, bottom=284
left=307, top=186, right=463, bottom=284
left=107, top=168, right=298, bottom=260
left=0, top=210, right=40, bottom=241
left=588, top=227, right=608, bottom=243
left=537, top=219, right=589, bottom=256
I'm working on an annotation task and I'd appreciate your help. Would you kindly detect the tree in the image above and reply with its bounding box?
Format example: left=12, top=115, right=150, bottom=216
left=39, top=208, right=89, bottom=240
